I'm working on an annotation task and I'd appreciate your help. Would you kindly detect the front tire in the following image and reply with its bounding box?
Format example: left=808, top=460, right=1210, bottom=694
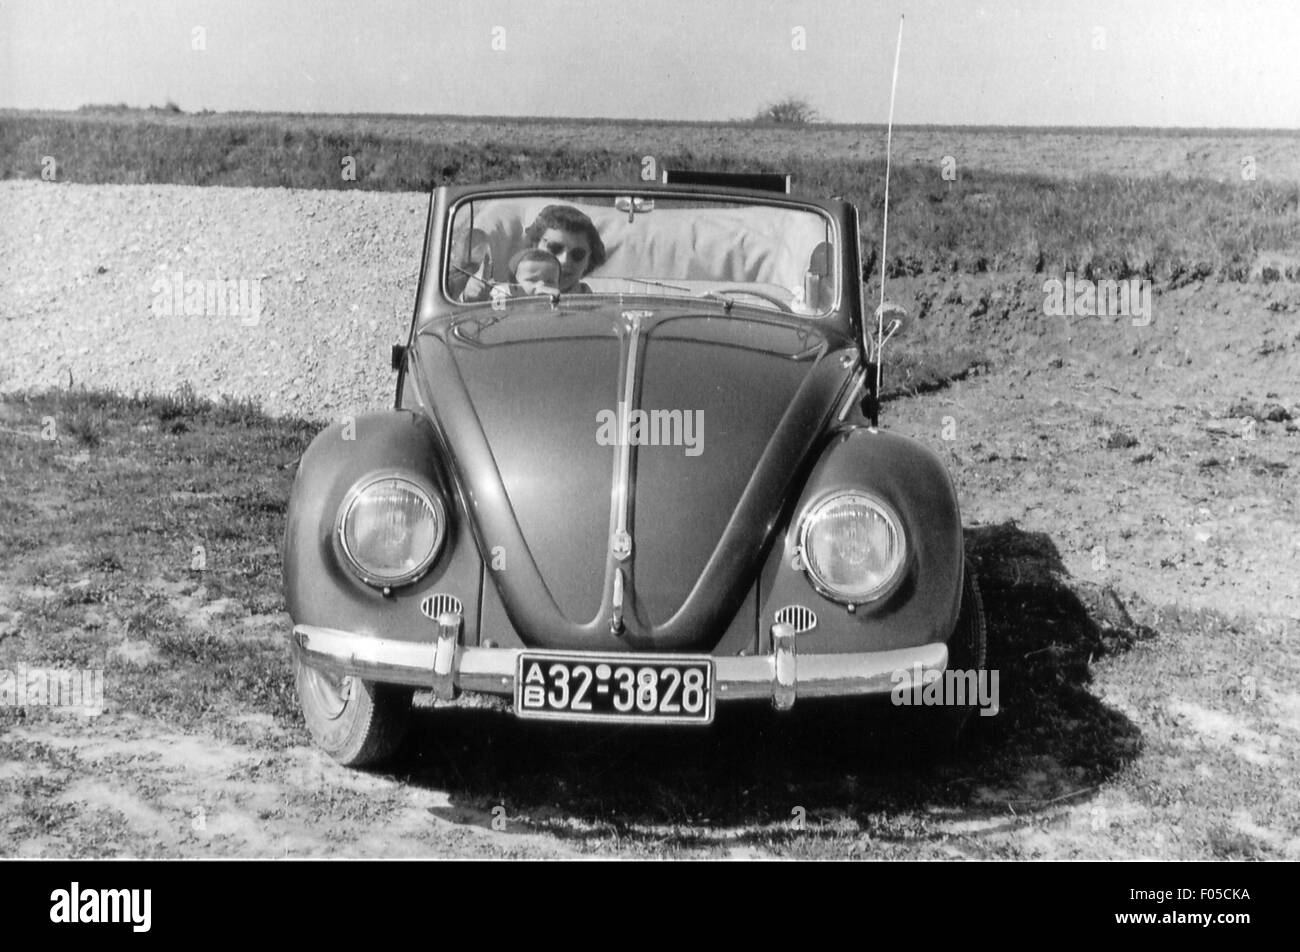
left=900, top=561, right=988, bottom=757
left=293, top=645, right=412, bottom=768
left=949, top=560, right=988, bottom=675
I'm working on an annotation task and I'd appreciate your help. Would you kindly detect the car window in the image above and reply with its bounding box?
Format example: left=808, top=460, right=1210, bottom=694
left=445, top=195, right=839, bottom=315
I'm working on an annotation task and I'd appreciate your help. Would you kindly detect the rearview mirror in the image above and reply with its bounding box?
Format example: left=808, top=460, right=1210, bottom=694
left=614, top=196, right=655, bottom=222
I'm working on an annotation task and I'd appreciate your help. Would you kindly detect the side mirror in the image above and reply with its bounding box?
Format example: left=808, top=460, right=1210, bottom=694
left=391, top=344, right=407, bottom=372
left=860, top=303, right=908, bottom=428
left=874, top=302, right=907, bottom=335
left=872, top=302, right=907, bottom=360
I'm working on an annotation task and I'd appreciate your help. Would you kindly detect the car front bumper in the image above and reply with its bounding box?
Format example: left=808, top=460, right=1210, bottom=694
left=292, top=613, right=949, bottom=713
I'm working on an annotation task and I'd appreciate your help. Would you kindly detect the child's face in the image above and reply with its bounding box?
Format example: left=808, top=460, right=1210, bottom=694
left=515, top=259, right=560, bottom=294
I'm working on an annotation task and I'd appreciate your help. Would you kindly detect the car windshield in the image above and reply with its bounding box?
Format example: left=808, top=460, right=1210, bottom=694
left=444, top=194, right=839, bottom=316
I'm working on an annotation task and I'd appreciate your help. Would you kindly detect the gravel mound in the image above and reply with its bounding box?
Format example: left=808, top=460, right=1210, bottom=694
left=1, top=181, right=428, bottom=422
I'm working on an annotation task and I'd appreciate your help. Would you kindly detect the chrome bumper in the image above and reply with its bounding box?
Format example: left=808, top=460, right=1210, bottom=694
left=292, top=616, right=948, bottom=712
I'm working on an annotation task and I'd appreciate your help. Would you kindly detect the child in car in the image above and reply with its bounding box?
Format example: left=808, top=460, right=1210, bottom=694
left=507, top=248, right=562, bottom=296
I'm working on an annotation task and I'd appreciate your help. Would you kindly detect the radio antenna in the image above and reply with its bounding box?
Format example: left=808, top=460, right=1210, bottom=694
left=876, top=14, right=904, bottom=404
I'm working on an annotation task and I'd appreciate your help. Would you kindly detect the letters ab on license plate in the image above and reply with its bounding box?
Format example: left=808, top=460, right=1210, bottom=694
left=515, top=652, right=714, bottom=724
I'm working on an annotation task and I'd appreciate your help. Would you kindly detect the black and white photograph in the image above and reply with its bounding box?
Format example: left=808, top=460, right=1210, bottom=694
left=0, top=0, right=1295, bottom=891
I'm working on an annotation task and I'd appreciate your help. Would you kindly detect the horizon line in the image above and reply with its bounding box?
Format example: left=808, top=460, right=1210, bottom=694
left=4, top=105, right=1298, bottom=137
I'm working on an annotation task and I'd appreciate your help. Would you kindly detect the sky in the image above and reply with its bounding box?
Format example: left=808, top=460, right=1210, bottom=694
left=1, top=0, right=1298, bottom=127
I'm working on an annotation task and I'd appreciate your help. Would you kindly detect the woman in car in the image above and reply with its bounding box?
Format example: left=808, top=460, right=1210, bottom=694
left=522, top=205, right=607, bottom=294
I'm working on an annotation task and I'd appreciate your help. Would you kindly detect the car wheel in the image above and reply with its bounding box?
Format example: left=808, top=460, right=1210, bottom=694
left=900, top=561, right=988, bottom=758
left=293, top=645, right=412, bottom=768
left=949, top=560, right=988, bottom=674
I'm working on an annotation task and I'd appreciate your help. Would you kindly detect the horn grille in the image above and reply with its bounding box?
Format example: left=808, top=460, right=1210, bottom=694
left=774, top=605, right=817, bottom=634
left=421, top=594, right=463, bottom=620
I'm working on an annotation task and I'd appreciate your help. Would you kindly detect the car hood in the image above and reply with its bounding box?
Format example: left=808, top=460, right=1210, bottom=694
left=413, top=299, right=853, bottom=650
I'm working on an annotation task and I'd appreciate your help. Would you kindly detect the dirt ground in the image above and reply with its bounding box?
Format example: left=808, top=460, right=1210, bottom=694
left=2, top=184, right=1298, bottom=859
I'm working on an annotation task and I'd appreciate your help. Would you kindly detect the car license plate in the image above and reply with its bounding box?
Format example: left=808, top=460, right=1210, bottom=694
left=515, top=652, right=714, bottom=724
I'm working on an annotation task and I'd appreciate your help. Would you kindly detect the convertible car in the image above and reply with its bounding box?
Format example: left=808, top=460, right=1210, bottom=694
left=283, top=173, right=986, bottom=766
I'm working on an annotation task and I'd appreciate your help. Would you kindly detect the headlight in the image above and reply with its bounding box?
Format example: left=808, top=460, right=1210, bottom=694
left=337, top=475, right=446, bottom=587
left=798, top=490, right=906, bottom=604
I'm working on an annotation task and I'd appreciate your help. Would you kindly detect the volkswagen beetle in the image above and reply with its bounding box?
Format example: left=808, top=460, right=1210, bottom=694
left=283, top=172, right=986, bottom=766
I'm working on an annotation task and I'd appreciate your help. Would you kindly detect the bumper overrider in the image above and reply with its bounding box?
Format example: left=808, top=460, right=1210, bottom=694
left=292, top=613, right=949, bottom=713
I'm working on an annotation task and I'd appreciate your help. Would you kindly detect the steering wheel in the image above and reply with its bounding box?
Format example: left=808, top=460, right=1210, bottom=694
left=698, top=287, right=794, bottom=313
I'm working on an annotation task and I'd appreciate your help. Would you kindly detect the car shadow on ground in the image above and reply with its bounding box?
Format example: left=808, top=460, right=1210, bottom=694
left=395, top=520, right=1153, bottom=844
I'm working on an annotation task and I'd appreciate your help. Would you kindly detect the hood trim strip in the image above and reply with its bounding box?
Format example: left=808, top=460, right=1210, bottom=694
left=606, top=311, right=646, bottom=636
left=611, top=311, right=644, bottom=565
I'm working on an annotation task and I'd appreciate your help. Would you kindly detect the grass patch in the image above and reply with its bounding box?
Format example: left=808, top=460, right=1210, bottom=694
left=0, top=386, right=316, bottom=727
left=5, top=110, right=1297, bottom=282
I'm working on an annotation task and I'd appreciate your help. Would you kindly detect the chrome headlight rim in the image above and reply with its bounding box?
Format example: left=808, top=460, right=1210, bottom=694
left=797, top=488, right=907, bottom=606
left=335, top=472, right=447, bottom=588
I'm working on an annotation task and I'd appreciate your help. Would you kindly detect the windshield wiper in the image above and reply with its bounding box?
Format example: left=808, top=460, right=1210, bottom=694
left=616, top=277, right=693, bottom=294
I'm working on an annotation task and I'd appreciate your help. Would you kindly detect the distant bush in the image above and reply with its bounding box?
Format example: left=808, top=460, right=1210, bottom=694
left=754, top=96, right=821, bottom=125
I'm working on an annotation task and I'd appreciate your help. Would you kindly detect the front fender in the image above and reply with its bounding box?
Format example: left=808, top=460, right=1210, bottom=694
left=757, top=426, right=964, bottom=654
left=282, top=410, right=482, bottom=646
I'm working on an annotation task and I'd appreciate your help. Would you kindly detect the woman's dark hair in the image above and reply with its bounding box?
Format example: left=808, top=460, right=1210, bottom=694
left=523, top=205, right=607, bottom=271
